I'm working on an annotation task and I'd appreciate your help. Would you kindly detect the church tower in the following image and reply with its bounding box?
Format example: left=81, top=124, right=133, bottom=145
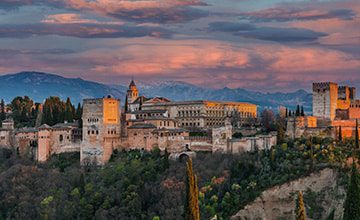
left=125, top=80, right=139, bottom=112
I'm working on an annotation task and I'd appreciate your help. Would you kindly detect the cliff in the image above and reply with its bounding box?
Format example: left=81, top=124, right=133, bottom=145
left=231, top=168, right=345, bottom=220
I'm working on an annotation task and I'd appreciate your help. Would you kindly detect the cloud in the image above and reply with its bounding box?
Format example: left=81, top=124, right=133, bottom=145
left=1, top=38, right=360, bottom=91
left=237, top=27, right=327, bottom=42
left=208, top=21, right=255, bottom=32
left=0, top=23, right=172, bottom=38
left=0, top=0, right=209, bottom=23
left=0, top=0, right=33, bottom=10
left=240, top=7, right=356, bottom=22
left=208, top=22, right=327, bottom=42
left=42, top=13, right=124, bottom=25
left=61, top=0, right=209, bottom=23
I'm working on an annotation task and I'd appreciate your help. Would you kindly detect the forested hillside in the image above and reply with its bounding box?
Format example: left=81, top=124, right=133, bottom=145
left=0, top=136, right=354, bottom=219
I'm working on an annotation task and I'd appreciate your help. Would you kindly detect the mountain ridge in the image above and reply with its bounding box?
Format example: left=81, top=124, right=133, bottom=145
left=0, top=71, right=312, bottom=111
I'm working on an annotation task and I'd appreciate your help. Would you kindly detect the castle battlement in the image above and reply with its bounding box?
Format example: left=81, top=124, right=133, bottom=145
left=312, top=82, right=338, bottom=91
left=351, top=100, right=360, bottom=108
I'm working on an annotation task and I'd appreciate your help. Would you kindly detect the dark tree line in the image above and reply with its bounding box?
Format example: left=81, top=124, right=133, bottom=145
left=41, top=97, right=82, bottom=126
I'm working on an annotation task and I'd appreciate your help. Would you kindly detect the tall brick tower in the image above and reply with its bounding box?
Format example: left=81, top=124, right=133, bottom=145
left=312, top=82, right=338, bottom=120
left=81, top=97, right=121, bottom=165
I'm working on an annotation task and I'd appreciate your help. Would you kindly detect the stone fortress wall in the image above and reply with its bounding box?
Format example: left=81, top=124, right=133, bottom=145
left=287, top=82, right=360, bottom=140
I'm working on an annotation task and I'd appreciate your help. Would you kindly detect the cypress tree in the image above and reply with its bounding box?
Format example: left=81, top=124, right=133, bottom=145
left=339, top=126, right=343, bottom=142
left=0, top=99, right=5, bottom=121
left=343, top=162, right=360, bottom=220
left=64, top=97, right=74, bottom=122
left=356, top=119, right=359, bottom=149
left=296, top=191, right=307, bottom=220
left=301, top=106, right=305, bottom=116
left=185, top=158, right=200, bottom=220
left=296, top=105, right=300, bottom=116
left=285, top=108, right=288, bottom=118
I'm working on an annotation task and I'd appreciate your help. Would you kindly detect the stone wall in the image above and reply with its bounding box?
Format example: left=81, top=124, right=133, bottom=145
left=0, top=130, right=12, bottom=148
left=231, top=168, right=344, bottom=220
left=227, top=134, right=277, bottom=154
left=312, top=82, right=338, bottom=120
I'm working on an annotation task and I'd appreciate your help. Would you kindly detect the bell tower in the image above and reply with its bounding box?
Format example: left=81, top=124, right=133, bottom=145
left=125, top=79, right=139, bottom=112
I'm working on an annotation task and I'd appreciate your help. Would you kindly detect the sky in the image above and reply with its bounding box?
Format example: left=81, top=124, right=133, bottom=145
left=0, top=0, right=359, bottom=92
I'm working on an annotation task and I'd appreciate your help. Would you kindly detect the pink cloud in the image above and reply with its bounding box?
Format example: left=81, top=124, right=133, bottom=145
left=42, top=13, right=124, bottom=25
left=1, top=38, right=359, bottom=91
left=57, top=0, right=208, bottom=23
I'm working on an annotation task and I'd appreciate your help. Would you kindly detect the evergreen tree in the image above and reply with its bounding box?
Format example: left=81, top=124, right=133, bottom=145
left=301, top=106, right=305, bottom=116
left=75, top=103, right=82, bottom=121
left=285, top=108, right=288, bottom=118
left=339, top=126, right=343, bottom=142
left=64, top=97, right=74, bottom=122
left=343, top=162, right=360, bottom=220
left=296, top=105, right=300, bottom=116
left=289, top=111, right=292, bottom=117
left=185, top=158, right=200, bottom=220
left=0, top=99, right=5, bottom=127
left=0, top=99, right=6, bottom=120
left=356, top=119, right=359, bottom=149
left=296, top=191, right=307, bottom=220
left=277, top=123, right=285, bottom=144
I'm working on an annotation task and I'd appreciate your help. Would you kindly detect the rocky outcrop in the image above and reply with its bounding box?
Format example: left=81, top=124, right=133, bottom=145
left=231, top=168, right=345, bottom=220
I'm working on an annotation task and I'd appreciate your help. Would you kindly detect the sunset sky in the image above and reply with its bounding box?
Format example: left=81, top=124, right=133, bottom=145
left=0, top=0, right=359, bottom=92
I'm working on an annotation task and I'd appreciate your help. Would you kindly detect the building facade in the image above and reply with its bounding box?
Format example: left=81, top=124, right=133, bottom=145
left=81, top=97, right=121, bottom=165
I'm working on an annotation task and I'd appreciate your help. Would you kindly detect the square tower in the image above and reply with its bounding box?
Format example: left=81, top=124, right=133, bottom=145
left=312, top=82, right=338, bottom=120
left=81, top=97, right=121, bottom=166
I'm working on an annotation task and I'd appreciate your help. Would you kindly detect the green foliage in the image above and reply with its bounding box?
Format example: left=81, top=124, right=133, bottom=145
left=0, top=137, right=355, bottom=220
left=343, top=162, right=360, bottom=220
left=0, top=99, right=5, bottom=124
left=232, top=132, right=243, bottom=139
left=9, top=96, right=38, bottom=127
left=42, top=97, right=78, bottom=126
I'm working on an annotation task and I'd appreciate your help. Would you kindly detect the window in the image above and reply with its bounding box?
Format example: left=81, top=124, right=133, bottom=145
left=59, top=135, right=63, bottom=142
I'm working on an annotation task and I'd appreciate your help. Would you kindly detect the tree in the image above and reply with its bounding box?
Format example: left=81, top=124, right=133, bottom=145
left=356, top=119, right=359, bottom=149
left=64, top=97, right=74, bottom=123
left=285, top=108, right=288, bottom=118
left=301, top=106, right=305, bottom=116
left=185, top=158, right=200, bottom=220
left=261, top=109, right=276, bottom=132
left=0, top=99, right=6, bottom=121
left=296, top=105, right=300, bottom=117
left=296, top=191, right=307, bottom=220
left=343, top=162, right=360, bottom=220
left=339, top=126, right=343, bottom=142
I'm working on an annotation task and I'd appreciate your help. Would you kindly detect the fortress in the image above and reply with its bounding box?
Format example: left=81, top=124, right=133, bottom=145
left=287, top=82, right=360, bottom=139
left=0, top=80, right=275, bottom=165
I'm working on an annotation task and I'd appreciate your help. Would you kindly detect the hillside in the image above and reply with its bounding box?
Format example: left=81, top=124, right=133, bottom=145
left=0, top=72, right=125, bottom=104
left=0, top=72, right=312, bottom=111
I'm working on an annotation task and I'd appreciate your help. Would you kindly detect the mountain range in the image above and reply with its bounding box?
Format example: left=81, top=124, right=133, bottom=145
left=0, top=72, right=312, bottom=112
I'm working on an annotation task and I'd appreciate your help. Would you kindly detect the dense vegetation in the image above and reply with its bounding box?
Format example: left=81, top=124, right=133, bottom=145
left=0, top=135, right=355, bottom=220
left=0, top=96, right=82, bottom=128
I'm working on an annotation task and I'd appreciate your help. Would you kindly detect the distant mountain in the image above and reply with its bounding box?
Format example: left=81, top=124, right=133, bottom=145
left=134, top=81, right=312, bottom=112
left=0, top=72, right=125, bottom=104
left=0, top=72, right=312, bottom=112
